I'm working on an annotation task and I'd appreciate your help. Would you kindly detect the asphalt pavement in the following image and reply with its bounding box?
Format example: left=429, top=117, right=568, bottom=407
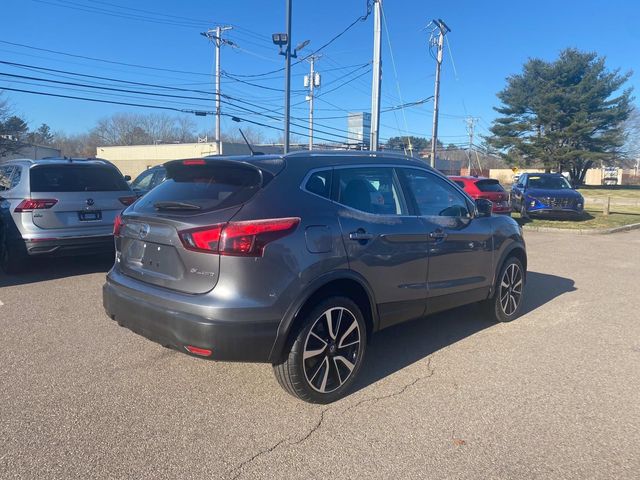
left=1, top=231, right=639, bottom=479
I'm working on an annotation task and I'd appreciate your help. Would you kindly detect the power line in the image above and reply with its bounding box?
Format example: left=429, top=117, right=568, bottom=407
left=229, top=2, right=372, bottom=78
left=0, top=40, right=212, bottom=76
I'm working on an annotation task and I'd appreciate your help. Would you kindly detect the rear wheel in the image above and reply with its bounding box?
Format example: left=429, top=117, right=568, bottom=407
left=0, top=227, right=27, bottom=274
left=273, top=297, right=367, bottom=404
left=483, top=256, right=525, bottom=323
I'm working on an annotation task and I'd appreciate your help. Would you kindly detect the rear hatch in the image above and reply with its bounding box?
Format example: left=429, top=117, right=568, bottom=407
left=28, top=163, right=133, bottom=230
left=474, top=179, right=508, bottom=204
left=116, top=158, right=281, bottom=294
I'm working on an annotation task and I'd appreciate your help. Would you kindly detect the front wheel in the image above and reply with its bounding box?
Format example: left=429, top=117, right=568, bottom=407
left=273, top=297, right=367, bottom=404
left=482, top=257, right=525, bottom=323
left=519, top=203, right=529, bottom=219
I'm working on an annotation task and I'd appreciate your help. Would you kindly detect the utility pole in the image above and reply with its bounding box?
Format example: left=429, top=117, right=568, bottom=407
left=369, top=0, right=382, bottom=151
left=465, top=116, right=477, bottom=174
left=201, top=26, right=233, bottom=154
left=428, top=19, right=450, bottom=168
left=305, top=55, right=321, bottom=150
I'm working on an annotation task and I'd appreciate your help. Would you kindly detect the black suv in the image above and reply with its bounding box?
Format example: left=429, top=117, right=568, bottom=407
left=103, top=151, right=527, bottom=403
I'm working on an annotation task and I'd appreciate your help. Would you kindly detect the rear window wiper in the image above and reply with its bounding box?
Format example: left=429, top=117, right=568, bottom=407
left=153, top=201, right=202, bottom=210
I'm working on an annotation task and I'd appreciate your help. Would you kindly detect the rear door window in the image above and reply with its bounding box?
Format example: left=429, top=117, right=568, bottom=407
left=305, top=169, right=332, bottom=199
left=30, top=165, right=129, bottom=192
left=134, top=164, right=263, bottom=213
left=10, top=167, right=21, bottom=189
left=130, top=169, right=155, bottom=191
left=475, top=179, right=505, bottom=192
left=334, top=167, right=407, bottom=215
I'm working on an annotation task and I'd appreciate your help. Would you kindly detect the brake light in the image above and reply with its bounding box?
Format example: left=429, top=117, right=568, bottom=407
left=14, top=199, right=58, bottom=213
left=179, top=217, right=300, bottom=256
left=182, top=159, right=206, bottom=165
left=113, top=214, right=123, bottom=236
left=179, top=224, right=223, bottom=252
left=119, top=196, right=137, bottom=206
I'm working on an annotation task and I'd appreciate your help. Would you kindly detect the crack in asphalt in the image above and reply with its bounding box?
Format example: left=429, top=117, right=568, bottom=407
left=229, top=357, right=435, bottom=479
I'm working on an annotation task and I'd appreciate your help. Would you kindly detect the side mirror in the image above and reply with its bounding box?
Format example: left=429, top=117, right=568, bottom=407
left=124, top=175, right=132, bottom=182
left=475, top=198, right=493, bottom=218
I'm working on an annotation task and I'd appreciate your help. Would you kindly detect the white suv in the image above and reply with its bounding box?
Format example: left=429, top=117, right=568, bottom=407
left=0, top=158, right=135, bottom=273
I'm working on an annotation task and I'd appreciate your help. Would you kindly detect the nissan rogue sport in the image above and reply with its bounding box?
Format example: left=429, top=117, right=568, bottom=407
left=103, top=151, right=527, bottom=403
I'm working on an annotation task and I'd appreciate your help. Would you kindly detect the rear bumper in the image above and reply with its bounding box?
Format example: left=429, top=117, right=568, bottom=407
left=24, top=235, right=114, bottom=256
left=102, top=272, right=280, bottom=362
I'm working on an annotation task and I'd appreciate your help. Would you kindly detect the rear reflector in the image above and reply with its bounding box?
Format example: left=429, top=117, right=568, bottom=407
left=113, top=214, right=123, bottom=236
left=182, top=159, right=206, bottom=165
left=179, top=217, right=300, bottom=257
left=119, top=196, right=137, bottom=206
left=14, top=198, right=58, bottom=212
left=185, top=345, right=212, bottom=357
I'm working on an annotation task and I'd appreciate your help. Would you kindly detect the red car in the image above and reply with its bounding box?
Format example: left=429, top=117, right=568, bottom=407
left=449, top=176, right=511, bottom=215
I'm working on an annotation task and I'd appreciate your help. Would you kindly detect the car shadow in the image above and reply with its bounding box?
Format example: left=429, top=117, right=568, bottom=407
left=515, top=212, right=595, bottom=226
left=351, top=271, right=576, bottom=394
left=0, top=253, right=114, bottom=288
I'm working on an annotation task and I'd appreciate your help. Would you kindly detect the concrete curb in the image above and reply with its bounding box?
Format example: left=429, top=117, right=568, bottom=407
left=523, top=222, right=640, bottom=235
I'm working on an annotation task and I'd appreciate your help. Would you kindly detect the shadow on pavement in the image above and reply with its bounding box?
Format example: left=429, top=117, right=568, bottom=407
left=0, top=253, right=114, bottom=288
left=351, top=271, right=576, bottom=394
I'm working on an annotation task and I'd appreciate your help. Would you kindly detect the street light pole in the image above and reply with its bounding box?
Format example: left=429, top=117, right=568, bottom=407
left=283, top=0, right=292, bottom=154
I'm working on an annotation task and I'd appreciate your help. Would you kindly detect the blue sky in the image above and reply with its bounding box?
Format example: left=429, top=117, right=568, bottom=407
left=1, top=0, right=638, bottom=146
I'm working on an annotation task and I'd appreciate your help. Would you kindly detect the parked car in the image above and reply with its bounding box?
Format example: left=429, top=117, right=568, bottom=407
left=448, top=176, right=511, bottom=215
left=103, top=151, right=527, bottom=403
left=510, top=173, right=584, bottom=218
left=0, top=158, right=136, bottom=273
left=130, top=164, right=167, bottom=196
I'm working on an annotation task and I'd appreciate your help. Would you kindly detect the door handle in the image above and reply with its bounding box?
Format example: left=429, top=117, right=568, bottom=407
left=429, top=230, right=447, bottom=241
left=349, top=231, right=374, bottom=241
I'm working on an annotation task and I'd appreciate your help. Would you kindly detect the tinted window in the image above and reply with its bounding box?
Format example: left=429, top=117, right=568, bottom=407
left=131, top=169, right=155, bottom=191
left=305, top=170, right=331, bottom=199
left=30, top=165, right=129, bottom=192
left=10, top=167, right=21, bottom=189
left=134, top=164, right=262, bottom=213
left=335, top=167, right=406, bottom=215
left=402, top=169, right=470, bottom=217
left=527, top=175, right=572, bottom=190
left=475, top=179, right=505, bottom=193
left=453, top=180, right=465, bottom=189
left=151, top=168, right=167, bottom=188
left=0, top=166, right=14, bottom=191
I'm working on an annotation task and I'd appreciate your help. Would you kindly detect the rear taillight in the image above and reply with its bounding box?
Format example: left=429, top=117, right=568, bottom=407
left=119, top=196, right=137, bottom=206
left=179, top=217, right=300, bottom=256
left=113, top=214, right=123, bottom=236
left=14, top=199, right=58, bottom=213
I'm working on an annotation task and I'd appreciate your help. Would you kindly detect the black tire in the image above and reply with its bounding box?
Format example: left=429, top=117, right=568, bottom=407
left=519, top=203, right=529, bottom=219
left=0, top=227, right=28, bottom=274
left=273, top=296, right=367, bottom=404
left=482, top=256, right=525, bottom=323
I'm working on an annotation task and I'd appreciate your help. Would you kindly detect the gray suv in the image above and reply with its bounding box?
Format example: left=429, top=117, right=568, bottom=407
left=103, top=151, right=527, bottom=403
left=0, top=158, right=135, bottom=273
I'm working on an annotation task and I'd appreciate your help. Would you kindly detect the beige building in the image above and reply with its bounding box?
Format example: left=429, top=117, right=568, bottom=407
left=96, top=142, right=220, bottom=178
left=96, top=142, right=287, bottom=178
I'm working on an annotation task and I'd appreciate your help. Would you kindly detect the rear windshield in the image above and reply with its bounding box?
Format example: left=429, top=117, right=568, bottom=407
left=30, top=165, right=129, bottom=192
left=134, top=164, right=262, bottom=213
left=475, top=179, right=505, bottom=193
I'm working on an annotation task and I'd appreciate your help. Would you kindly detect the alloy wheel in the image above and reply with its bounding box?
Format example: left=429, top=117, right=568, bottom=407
left=302, top=307, right=361, bottom=394
left=499, top=263, right=523, bottom=316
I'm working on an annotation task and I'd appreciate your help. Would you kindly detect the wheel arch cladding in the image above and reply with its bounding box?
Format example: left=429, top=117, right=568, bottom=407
left=269, top=275, right=377, bottom=363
